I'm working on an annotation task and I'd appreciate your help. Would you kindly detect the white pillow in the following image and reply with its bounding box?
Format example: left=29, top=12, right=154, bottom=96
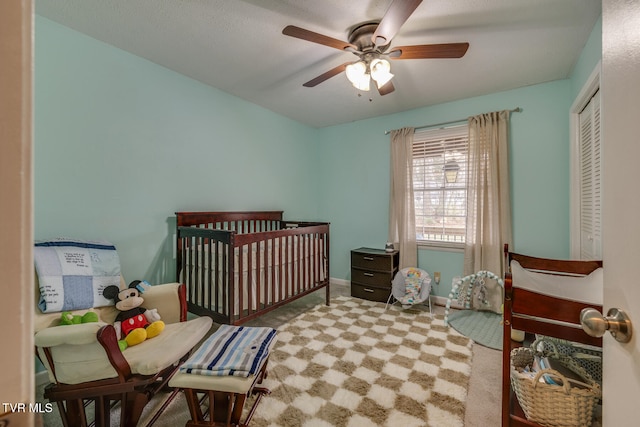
left=510, top=260, right=603, bottom=305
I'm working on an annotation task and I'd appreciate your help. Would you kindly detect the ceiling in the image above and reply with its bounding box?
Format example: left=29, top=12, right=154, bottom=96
left=35, top=0, right=601, bottom=128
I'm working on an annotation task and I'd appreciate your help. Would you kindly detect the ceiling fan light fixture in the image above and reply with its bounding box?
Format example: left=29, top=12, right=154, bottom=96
left=370, top=58, right=394, bottom=88
left=346, top=61, right=371, bottom=91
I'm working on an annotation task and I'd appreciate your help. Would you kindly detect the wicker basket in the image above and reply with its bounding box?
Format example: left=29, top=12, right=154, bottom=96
left=510, top=345, right=601, bottom=427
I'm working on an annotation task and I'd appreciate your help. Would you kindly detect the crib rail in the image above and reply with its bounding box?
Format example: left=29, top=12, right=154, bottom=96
left=176, top=211, right=284, bottom=234
left=176, top=214, right=329, bottom=325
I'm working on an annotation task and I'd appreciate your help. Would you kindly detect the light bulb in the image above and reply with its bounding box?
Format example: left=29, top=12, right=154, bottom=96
left=370, top=58, right=394, bottom=88
left=346, top=61, right=366, bottom=84
left=346, top=61, right=370, bottom=91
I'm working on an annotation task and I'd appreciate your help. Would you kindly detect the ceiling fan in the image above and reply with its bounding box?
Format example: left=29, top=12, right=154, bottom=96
left=282, top=0, right=469, bottom=96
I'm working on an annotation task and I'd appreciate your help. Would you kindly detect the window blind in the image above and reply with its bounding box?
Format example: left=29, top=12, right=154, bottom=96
left=412, top=125, right=469, bottom=244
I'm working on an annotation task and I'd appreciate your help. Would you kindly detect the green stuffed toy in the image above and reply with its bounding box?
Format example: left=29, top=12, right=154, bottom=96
left=60, top=311, right=99, bottom=325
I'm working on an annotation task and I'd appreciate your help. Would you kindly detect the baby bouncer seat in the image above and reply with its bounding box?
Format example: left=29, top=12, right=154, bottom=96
left=386, top=267, right=432, bottom=315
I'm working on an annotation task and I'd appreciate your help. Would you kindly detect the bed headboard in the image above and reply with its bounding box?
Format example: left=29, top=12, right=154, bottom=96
left=503, top=244, right=603, bottom=345
left=507, top=251, right=602, bottom=276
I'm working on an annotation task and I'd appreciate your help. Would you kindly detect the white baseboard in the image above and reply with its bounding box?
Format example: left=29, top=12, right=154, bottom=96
left=330, top=278, right=463, bottom=309
left=330, top=277, right=350, bottom=287
left=431, top=295, right=463, bottom=308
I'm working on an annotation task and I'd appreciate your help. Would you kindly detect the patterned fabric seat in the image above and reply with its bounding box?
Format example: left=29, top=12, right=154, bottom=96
left=386, top=267, right=432, bottom=314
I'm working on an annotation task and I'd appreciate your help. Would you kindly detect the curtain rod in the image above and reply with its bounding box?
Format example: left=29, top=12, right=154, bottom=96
left=383, top=107, right=522, bottom=135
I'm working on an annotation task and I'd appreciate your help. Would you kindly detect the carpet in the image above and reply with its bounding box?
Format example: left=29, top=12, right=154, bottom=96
left=446, top=310, right=502, bottom=351
left=246, top=296, right=473, bottom=427
left=41, top=296, right=473, bottom=427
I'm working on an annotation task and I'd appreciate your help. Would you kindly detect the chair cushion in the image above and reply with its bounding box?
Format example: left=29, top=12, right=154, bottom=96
left=36, top=322, right=121, bottom=384
left=125, top=316, right=212, bottom=376
left=35, top=317, right=213, bottom=384
left=391, top=267, right=432, bottom=304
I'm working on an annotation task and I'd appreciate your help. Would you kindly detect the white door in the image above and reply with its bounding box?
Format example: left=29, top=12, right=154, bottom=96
left=601, top=1, right=640, bottom=424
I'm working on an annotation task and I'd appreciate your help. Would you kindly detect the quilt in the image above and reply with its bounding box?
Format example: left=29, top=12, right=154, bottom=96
left=34, top=239, right=121, bottom=313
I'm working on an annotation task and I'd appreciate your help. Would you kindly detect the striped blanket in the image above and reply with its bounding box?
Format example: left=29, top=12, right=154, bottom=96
left=180, top=325, right=277, bottom=377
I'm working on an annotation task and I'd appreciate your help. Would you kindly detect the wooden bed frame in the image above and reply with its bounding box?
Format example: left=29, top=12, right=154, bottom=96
left=176, top=211, right=330, bottom=325
left=502, top=245, right=603, bottom=427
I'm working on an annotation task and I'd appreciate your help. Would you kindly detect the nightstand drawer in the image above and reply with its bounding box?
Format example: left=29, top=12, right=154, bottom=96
left=350, top=283, right=391, bottom=303
left=351, top=250, right=396, bottom=271
left=351, top=269, right=394, bottom=287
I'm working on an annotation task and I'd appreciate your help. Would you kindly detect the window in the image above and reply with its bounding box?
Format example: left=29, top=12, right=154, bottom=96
left=412, top=125, right=469, bottom=247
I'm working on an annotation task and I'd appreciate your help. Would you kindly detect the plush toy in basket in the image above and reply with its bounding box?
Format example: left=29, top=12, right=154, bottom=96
left=534, top=335, right=602, bottom=383
left=510, top=338, right=601, bottom=427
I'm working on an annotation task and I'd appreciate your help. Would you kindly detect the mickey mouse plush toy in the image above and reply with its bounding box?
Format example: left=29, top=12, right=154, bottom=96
left=103, top=280, right=165, bottom=351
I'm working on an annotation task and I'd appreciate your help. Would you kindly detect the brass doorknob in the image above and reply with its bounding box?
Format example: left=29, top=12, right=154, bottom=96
left=580, top=307, right=633, bottom=343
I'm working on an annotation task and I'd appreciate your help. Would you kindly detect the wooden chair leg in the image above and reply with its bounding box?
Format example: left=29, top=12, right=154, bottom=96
left=212, top=391, right=230, bottom=424
left=230, top=393, right=247, bottom=426
left=184, top=388, right=204, bottom=423
left=60, top=399, right=88, bottom=427
left=94, top=396, right=111, bottom=427
left=120, top=391, right=150, bottom=426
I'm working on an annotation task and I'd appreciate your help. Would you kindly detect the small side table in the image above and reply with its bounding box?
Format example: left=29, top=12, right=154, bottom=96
left=350, top=247, right=399, bottom=303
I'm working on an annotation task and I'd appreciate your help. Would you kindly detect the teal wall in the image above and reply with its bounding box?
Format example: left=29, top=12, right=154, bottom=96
left=317, top=15, right=602, bottom=299
left=34, top=14, right=602, bottom=303
left=570, top=16, right=602, bottom=100
left=316, top=80, right=572, bottom=298
left=35, top=17, right=321, bottom=283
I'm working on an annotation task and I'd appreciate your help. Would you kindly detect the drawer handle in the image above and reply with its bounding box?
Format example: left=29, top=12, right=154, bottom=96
left=363, top=256, right=375, bottom=261
left=363, top=288, right=374, bottom=293
left=363, top=272, right=374, bottom=277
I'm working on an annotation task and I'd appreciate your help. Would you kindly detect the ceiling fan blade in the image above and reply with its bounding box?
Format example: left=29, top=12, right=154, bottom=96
left=377, top=80, right=395, bottom=96
left=303, top=62, right=352, bottom=87
left=372, top=0, right=423, bottom=46
left=283, top=25, right=357, bottom=51
left=388, top=42, right=469, bottom=59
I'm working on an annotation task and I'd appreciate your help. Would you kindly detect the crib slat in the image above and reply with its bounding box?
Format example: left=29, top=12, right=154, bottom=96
left=222, top=241, right=228, bottom=319
left=199, top=237, right=205, bottom=310
left=304, top=234, right=308, bottom=291
left=238, top=245, right=244, bottom=320
left=262, top=240, right=268, bottom=309
left=296, top=234, right=302, bottom=296
left=248, top=243, right=254, bottom=316
left=270, top=238, right=278, bottom=303
left=314, top=233, right=319, bottom=288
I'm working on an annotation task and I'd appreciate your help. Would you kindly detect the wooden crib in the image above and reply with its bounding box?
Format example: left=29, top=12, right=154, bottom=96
left=176, top=211, right=330, bottom=325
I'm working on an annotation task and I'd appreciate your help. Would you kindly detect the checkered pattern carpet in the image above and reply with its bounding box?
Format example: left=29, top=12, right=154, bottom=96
left=249, top=296, right=473, bottom=427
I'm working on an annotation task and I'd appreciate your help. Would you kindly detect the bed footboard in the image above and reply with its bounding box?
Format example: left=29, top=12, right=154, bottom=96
left=176, top=212, right=330, bottom=324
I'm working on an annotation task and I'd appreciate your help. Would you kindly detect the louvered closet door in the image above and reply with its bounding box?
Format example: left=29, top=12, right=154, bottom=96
left=579, top=90, right=601, bottom=259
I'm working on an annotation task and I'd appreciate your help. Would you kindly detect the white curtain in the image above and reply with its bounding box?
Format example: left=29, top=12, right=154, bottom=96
left=464, top=111, right=512, bottom=312
left=389, top=127, right=417, bottom=269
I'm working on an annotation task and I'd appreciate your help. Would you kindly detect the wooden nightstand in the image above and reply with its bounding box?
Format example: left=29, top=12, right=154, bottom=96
left=350, top=247, right=399, bottom=302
